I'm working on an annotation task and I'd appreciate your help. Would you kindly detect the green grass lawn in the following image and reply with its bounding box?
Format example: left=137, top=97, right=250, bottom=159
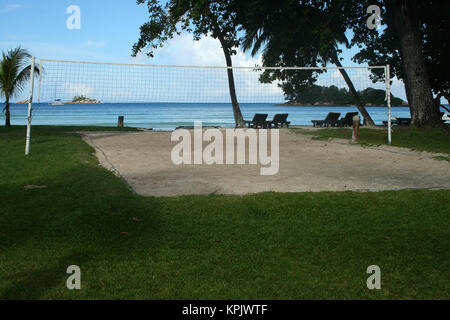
left=293, top=126, right=450, bottom=155
left=0, top=126, right=449, bottom=299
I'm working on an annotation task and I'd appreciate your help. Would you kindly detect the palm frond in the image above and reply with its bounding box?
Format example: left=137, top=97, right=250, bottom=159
left=0, top=46, right=37, bottom=99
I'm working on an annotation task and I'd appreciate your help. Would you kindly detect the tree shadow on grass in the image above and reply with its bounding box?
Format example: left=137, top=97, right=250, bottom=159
left=0, top=250, right=92, bottom=299
left=1, top=163, right=164, bottom=247
left=0, top=162, right=168, bottom=299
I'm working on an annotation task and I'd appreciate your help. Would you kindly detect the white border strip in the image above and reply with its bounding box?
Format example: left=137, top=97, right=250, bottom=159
left=39, top=58, right=386, bottom=70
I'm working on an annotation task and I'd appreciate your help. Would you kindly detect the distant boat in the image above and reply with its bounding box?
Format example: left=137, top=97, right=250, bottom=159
left=50, top=99, right=64, bottom=106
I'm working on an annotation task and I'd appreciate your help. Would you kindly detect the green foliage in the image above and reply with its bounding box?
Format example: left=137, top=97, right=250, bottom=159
left=0, top=47, right=39, bottom=101
left=350, top=0, right=450, bottom=103
left=132, top=0, right=240, bottom=57
left=0, top=126, right=448, bottom=299
left=236, top=0, right=447, bottom=126
left=359, top=87, right=405, bottom=106
left=133, top=0, right=246, bottom=125
left=235, top=1, right=349, bottom=86
left=0, top=47, right=40, bottom=126
left=72, top=95, right=87, bottom=102
left=234, top=1, right=377, bottom=124
left=286, top=85, right=405, bottom=106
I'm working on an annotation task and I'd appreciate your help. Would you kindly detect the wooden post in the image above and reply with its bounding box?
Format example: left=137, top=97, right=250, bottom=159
left=118, top=116, right=124, bottom=127
left=352, top=115, right=360, bottom=143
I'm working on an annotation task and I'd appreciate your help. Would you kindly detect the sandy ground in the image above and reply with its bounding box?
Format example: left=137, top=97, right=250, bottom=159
left=82, top=129, right=450, bottom=196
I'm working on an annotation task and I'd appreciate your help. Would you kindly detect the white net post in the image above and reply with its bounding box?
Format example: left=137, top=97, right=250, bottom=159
left=385, top=64, right=392, bottom=145
left=25, top=56, right=35, bottom=156
left=37, top=60, right=42, bottom=103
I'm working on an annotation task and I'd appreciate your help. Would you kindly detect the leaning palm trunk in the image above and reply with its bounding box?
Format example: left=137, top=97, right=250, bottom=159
left=331, top=54, right=375, bottom=127
left=218, top=36, right=245, bottom=128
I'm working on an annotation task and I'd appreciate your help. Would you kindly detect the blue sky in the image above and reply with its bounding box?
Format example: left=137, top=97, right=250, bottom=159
left=0, top=0, right=363, bottom=65
left=0, top=0, right=409, bottom=102
left=0, top=0, right=149, bottom=62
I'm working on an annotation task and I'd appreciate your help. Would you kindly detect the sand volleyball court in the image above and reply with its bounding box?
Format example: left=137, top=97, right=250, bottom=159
left=82, top=130, right=450, bottom=196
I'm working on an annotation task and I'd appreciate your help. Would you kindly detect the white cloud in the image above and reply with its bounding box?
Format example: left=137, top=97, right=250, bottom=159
left=157, top=34, right=224, bottom=66
left=124, top=34, right=283, bottom=102
left=61, top=82, right=92, bottom=97
left=390, top=77, right=406, bottom=100
left=331, top=70, right=341, bottom=79
left=81, top=40, right=107, bottom=48
left=0, top=3, right=25, bottom=13
left=134, top=33, right=262, bottom=68
left=129, top=51, right=151, bottom=64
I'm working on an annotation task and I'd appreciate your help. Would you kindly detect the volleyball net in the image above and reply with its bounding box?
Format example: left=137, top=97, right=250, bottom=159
left=37, top=59, right=391, bottom=106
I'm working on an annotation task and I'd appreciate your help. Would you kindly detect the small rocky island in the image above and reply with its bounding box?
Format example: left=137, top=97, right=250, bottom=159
left=66, top=95, right=102, bottom=104
left=281, top=85, right=407, bottom=107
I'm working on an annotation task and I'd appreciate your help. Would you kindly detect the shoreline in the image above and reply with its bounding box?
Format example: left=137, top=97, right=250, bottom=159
left=277, top=103, right=408, bottom=107
left=13, top=100, right=102, bottom=104
left=10, top=101, right=412, bottom=108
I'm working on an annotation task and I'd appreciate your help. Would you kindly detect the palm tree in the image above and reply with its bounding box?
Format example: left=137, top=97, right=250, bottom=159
left=237, top=1, right=376, bottom=126
left=0, top=47, right=39, bottom=127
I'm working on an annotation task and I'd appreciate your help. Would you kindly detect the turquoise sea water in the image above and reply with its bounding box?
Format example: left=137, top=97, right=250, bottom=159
left=2, top=103, right=414, bottom=130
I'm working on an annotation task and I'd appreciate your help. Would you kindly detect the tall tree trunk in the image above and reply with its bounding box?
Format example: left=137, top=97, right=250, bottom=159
left=388, top=0, right=441, bottom=127
left=5, top=97, right=10, bottom=127
left=331, top=54, right=375, bottom=127
left=218, top=36, right=245, bottom=127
